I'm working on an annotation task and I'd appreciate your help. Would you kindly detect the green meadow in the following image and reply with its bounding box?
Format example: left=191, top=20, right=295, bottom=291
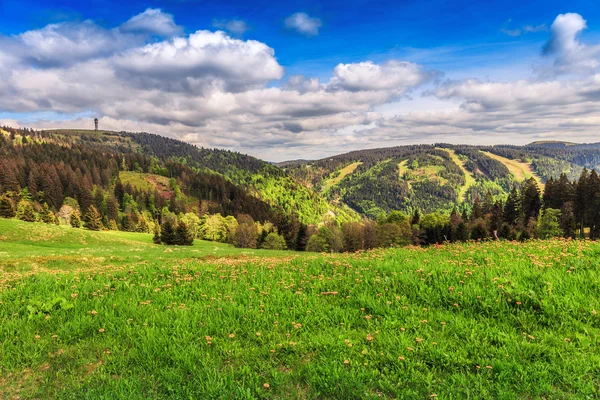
left=1, top=219, right=599, bottom=399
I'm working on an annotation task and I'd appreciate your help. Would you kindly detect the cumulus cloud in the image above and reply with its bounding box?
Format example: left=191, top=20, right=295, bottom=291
left=542, top=13, right=600, bottom=73
left=4, top=10, right=600, bottom=160
left=5, top=21, right=131, bottom=67
left=0, top=9, right=436, bottom=159
left=212, top=19, right=249, bottom=36
left=284, top=13, right=322, bottom=36
left=112, top=30, right=285, bottom=92
left=329, top=61, right=436, bottom=93
left=119, top=8, right=182, bottom=36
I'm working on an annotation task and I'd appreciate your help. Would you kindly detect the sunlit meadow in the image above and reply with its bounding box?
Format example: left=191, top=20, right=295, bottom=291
left=1, top=219, right=599, bottom=399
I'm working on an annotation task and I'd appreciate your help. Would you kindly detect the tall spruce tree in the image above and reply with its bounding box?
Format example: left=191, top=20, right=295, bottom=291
left=84, top=205, right=103, bottom=231
left=40, top=203, right=57, bottom=224
left=70, top=212, right=81, bottom=228
left=587, top=170, right=600, bottom=239
left=152, top=222, right=162, bottom=244
left=160, top=218, right=177, bottom=245
left=15, top=200, right=36, bottom=222
left=521, top=178, right=542, bottom=224
left=503, top=188, right=521, bottom=226
left=574, top=169, right=589, bottom=237
left=175, top=220, right=194, bottom=246
left=0, top=196, right=15, bottom=218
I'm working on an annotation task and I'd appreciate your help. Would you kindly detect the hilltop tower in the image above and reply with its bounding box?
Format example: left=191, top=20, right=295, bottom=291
left=94, top=118, right=99, bottom=131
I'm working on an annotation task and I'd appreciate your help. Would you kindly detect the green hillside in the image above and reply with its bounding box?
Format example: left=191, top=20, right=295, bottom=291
left=0, top=219, right=293, bottom=278
left=0, top=127, right=358, bottom=235
left=281, top=143, right=600, bottom=217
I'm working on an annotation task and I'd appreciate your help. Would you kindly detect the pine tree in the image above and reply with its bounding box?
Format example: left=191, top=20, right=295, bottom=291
left=587, top=170, right=600, bottom=239
left=0, top=196, right=15, bottom=218
left=40, top=203, right=57, bottom=224
left=521, top=178, right=542, bottom=224
left=455, top=221, right=469, bottom=242
left=503, top=188, right=521, bottom=226
left=160, top=218, right=177, bottom=245
left=70, top=212, right=81, bottom=228
left=295, top=224, right=308, bottom=251
left=470, top=197, right=483, bottom=221
left=574, top=169, right=589, bottom=237
left=175, top=220, right=194, bottom=246
left=106, top=195, right=119, bottom=221
left=152, top=222, right=162, bottom=244
left=542, top=177, right=559, bottom=209
left=84, top=205, right=103, bottom=231
left=489, top=201, right=504, bottom=237
left=15, top=200, right=36, bottom=222
left=411, top=209, right=421, bottom=225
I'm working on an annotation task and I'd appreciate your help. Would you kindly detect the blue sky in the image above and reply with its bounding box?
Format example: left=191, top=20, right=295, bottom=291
left=1, top=1, right=600, bottom=160
left=3, top=0, right=597, bottom=75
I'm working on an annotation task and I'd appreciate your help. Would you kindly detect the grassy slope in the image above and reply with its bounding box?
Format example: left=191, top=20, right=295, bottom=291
left=483, top=151, right=545, bottom=190
left=321, top=162, right=362, bottom=193
left=119, top=171, right=170, bottom=193
left=0, top=219, right=292, bottom=280
left=1, top=219, right=600, bottom=398
left=441, top=148, right=476, bottom=201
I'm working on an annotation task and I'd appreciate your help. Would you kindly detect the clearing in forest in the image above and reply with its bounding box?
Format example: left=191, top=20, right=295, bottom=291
left=439, top=148, right=476, bottom=201
left=321, top=161, right=362, bottom=192
left=482, top=151, right=545, bottom=189
left=119, top=171, right=174, bottom=199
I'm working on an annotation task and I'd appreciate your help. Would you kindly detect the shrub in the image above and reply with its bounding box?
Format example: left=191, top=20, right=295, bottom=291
left=261, top=232, right=287, bottom=250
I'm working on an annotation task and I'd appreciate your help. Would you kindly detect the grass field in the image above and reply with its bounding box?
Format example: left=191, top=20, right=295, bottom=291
left=482, top=151, right=545, bottom=190
left=441, top=148, right=477, bottom=201
left=1, top=219, right=600, bottom=398
left=322, top=162, right=362, bottom=193
left=119, top=171, right=172, bottom=195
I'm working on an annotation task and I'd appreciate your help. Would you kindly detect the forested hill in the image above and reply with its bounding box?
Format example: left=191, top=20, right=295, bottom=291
left=0, top=127, right=357, bottom=232
left=278, top=142, right=600, bottom=218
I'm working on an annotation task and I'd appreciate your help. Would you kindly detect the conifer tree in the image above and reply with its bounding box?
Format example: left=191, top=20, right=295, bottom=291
left=70, top=212, right=81, bottom=228
left=40, top=203, right=57, bottom=224
left=152, top=222, right=162, bottom=244
left=454, top=221, right=469, bottom=242
left=15, top=200, right=36, bottom=222
left=503, top=188, right=521, bottom=226
left=84, top=205, right=103, bottom=231
left=0, top=196, right=15, bottom=218
left=175, top=220, right=194, bottom=246
left=574, top=169, right=589, bottom=237
left=160, top=218, right=177, bottom=245
left=411, top=209, right=421, bottom=225
left=470, top=197, right=483, bottom=221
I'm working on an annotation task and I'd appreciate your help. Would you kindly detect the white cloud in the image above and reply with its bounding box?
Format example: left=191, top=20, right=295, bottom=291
left=501, top=23, right=547, bottom=37
left=112, top=30, right=285, bottom=92
left=7, top=21, right=132, bottom=67
left=284, top=13, right=322, bottom=36
left=329, top=61, right=436, bottom=93
left=523, top=24, right=547, bottom=33
left=212, top=19, right=249, bottom=36
left=119, top=8, right=182, bottom=37
left=500, top=28, right=523, bottom=37
left=0, top=10, right=434, bottom=160
left=542, top=13, right=600, bottom=74
left=4, top=10, right=600, bottom=161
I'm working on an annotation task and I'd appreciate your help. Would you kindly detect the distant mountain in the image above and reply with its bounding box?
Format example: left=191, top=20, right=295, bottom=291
left=0, top=127, right=358, bottom=229
left=3, top=125, right=600, bottom=224
left=279, top=143, right=600, bottom=218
